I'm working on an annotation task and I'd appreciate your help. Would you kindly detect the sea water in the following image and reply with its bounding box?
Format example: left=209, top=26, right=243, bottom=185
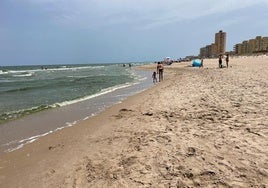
left=0, top=63, right=153, bottom=153
left=0, top=63, right=145, bottom=123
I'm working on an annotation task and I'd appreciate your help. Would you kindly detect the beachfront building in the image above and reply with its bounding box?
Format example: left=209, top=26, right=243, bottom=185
left=199, top=30, right=226, bottom=58
left=261, top=37, right=268, bottom=52
left=215, top=30, right=226, bottom=55
left=234, top=44, right=242, bottom=55
left=241, top=41, right=248, bottom=54
left=248, top=39, right=256, bottom=55
left=211, top=43, right=217, bottom=56
left=199, top=44, right=215, bottom=58
left=234, top=36, right=268, bottom=55
left=199, top=46, right=208, bottom=58
left=255, top=36, right=262, bottom=52
left=200, top=45, right=211, bottom=58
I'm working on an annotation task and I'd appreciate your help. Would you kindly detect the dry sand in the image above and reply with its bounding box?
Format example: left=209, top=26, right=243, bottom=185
left=0, top=56, right=268, bottom=187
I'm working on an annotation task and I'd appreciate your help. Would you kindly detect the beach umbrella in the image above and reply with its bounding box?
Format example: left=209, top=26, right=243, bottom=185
left=192, top=59, right=201, bottom=67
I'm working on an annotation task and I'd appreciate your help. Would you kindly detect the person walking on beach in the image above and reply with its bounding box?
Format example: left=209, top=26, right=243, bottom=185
left=218, top=54, right=223, bottom=68
left=152, top=71, right=157, bottom=84
left=225, top=54, right=229, bottom=68
left=157, top=62, right=164, bottom=82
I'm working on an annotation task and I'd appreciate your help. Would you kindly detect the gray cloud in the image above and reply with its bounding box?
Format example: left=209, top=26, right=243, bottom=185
left=20, top=0, right=268, bottom=29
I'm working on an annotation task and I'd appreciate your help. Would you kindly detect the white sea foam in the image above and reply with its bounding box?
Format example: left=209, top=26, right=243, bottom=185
left=0, top=70, right=8, bottom=75
left=83, top=117, right=89, bottom=120
left=8, top=70, right=36, bottom=74
left=56, top=65, right=107, bottom=71
left=55, top=82, right=139, bottom=107
left=13, top=73, right=34, bottom=77
left=2, top=65, right=105, bottom=75
left=66, top=75, right=89, bottom=78
left=4, top=120, right=80, bottom=153
left=2, top=140, right=18, bottom=146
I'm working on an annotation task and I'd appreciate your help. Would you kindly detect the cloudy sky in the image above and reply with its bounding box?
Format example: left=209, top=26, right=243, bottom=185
left=1, top=0, right=268, bottom=65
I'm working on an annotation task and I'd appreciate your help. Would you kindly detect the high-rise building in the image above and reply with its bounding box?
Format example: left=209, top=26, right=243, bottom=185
left=215, top=30, right=226, bottom=55
left=199, top=30, right=226, bottom=58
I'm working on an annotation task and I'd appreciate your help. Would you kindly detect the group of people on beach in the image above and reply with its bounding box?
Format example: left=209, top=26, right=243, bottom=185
left=152, top=54, right=229, bottom=83
left=152, top=62, right=164, bottom=84
left=218, top=54, right=229, bottom=68
left=199, top=54, right=229, bottom=68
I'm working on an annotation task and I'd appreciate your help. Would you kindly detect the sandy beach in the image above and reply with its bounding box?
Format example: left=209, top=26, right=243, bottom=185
left=0, top=56, right=267, bottom=187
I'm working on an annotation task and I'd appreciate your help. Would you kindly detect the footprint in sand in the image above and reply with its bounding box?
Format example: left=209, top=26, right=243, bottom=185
left=186, top=147, right=196, bottom=157
left=155, top=135, right=172, bottom=144
left=48, top=144, right=64, bottom=150
left=114, top=108, right=135, bottom=119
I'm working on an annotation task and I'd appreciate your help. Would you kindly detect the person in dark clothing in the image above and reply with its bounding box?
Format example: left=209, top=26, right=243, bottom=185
left=219, top=55, right=223, bottom=68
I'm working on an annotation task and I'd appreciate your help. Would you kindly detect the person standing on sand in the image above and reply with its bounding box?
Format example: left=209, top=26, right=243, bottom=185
left=226, top=54, right=229, bottom=68
left=200, top=58, right=204, bottom=68
left=152, top=71, right=157, bottom=84
left=218, top=54, right=223, bottom=68
left=157, top=62, right=164, bottom=82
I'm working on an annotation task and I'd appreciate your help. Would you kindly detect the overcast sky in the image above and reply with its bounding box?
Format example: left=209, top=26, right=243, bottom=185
left=1, top=0, right=268, bottom=65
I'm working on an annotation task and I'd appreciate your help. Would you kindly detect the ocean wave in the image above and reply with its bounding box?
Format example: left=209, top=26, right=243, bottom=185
left=2, top=70, right=35, bottom=77
left=0, top=81, right=140, bottom=124
left=128, top=69, right=148, bottom=82
left=1, top=65, right=105, bottom=75
left=0, top=79, right=13, bottom=83
left=44, top=66, right=105, bottom=72
left=66, top=75, right=89, bottom=78
left=8, top=70, right=39, bottom=74
left=0, top=70, right=8, bottom=75
left=56, top=81, right=139, bottom=107
left=12, top=72, right=34, bottom=77
left=5, top=86, right=39, bottom=93
left=0, top=105, right=54, bottom=124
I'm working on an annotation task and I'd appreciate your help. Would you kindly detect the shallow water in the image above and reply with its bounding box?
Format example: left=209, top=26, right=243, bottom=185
left=0, top=68, right=153, bottom=153
left=0, top=63, right=145, bottom=124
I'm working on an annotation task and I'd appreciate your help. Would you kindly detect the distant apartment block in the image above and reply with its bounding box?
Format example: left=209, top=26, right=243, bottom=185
left=233, top=36, right=268, bottom=55
left=199, top=30, right=226, bottom=58
left=215, top=30, right=226, bottom=55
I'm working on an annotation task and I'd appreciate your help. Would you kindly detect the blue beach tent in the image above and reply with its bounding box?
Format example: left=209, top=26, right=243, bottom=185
left=192, top=59, right=201, bottom=67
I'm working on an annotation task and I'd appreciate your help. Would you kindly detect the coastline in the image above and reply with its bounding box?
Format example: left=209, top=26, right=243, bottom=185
left=0, top=69, right=153, bottom=154
left=0, top=56, right=267, bottom=187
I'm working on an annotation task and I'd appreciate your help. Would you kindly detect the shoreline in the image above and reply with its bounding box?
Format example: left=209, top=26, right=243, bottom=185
left=0, top=57, right=267, bottom=187
left=0, top=69, right=153, bottom=154
left=0, top=63, right=150, bottom=125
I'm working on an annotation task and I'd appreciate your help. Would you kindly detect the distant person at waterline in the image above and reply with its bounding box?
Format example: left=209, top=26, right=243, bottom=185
left=157, top=62, right=164, bottom=82
left=152, top=71, right=157, bottom=84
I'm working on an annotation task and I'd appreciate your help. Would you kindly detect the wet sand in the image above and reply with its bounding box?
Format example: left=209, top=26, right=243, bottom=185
left=0, top=56, right=267, bottom=187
